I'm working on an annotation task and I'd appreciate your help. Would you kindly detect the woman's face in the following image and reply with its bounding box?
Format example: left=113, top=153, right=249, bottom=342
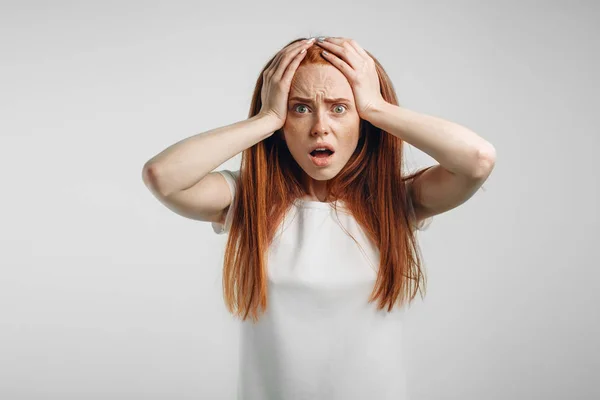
left=282, top=64, right=360, bottom=196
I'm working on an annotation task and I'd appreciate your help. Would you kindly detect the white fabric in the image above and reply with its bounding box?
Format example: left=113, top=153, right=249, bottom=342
left=211, top=169, right=239, bottom=234
left=212, top=169, right=430, bottom=400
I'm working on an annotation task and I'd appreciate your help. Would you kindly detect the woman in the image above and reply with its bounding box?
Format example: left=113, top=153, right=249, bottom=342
left=143, top=35, right=496, bottom=400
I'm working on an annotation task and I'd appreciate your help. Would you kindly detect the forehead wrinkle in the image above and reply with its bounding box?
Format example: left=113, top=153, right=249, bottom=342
left=290, top=65, right=353, bottom=103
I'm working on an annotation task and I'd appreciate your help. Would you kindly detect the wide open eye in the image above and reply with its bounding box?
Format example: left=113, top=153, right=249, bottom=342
left=293, top=104, right=347, bottom=114
left=293, top=104, right=309, bottom=113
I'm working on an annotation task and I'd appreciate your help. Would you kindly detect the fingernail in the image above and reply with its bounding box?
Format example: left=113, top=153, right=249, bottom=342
left=306, top=37, right=315, bottom=43
left=317, top=36, right=326, bottom=43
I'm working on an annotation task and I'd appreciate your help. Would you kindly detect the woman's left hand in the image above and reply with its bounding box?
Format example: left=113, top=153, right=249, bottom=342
left=315, top=37, right=386, bottom=120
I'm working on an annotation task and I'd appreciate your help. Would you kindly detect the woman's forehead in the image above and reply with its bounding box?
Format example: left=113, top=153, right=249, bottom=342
left=291, top=65, right=352, bottom=98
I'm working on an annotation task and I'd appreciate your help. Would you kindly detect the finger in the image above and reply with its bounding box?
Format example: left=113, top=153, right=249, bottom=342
left=316, top=38, right=362, bottom=71
left=347, top=39, right=369, bottom=58
left=320, top=37, right=369, bottom=59
left=267, top=39, right=312, bottom=77
left=267, top=45, right=295, bottom=76
left=281, top=45, right=309, bottom=85
left=321, top=49, right=356, bottom=82
left=273, top=39, right=314, bottom=81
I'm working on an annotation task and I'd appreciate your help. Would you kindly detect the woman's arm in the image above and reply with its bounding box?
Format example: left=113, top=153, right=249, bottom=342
left=365, top=103, right=496, bottom=220
left=143, top=113, right=280, bottom=197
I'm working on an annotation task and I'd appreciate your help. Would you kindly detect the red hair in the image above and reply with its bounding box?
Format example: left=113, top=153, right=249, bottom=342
left=222, top=37, right=432, bottom=323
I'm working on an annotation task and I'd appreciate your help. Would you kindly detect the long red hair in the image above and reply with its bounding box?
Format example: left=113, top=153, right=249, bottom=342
left=222, top=37, right=432, bottom=323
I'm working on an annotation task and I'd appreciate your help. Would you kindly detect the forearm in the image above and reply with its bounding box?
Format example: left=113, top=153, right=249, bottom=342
left=365, top=102, right=496, bottom=178
left=143, top=113, right=279, bottom=197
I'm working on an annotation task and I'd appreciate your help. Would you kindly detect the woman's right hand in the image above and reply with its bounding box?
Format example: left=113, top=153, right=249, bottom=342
left=258, top=38, right=316, bottom=131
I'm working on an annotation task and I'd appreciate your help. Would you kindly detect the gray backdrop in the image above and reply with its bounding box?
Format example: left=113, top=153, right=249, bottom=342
left=1, top=0, right=598, bottom=399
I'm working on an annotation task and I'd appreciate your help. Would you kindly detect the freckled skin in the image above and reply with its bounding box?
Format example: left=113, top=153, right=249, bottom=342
left=282, top=64, right=361, bottom=202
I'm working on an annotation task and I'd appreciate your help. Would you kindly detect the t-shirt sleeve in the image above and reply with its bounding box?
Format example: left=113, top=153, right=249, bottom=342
left=406, top=180, right=433, bottom=231
left=211, top=169, right=240, bottom=235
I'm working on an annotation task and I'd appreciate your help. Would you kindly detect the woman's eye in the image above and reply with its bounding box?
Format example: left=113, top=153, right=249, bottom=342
left=293, top=104, right=347, bottom=114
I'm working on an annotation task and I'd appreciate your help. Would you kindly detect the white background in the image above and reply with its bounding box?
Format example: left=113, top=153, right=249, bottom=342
left=1, top=1, right=598, bottom=399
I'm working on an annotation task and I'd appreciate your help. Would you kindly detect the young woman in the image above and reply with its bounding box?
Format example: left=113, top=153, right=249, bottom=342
left=143, top=35, right=496, bottom=400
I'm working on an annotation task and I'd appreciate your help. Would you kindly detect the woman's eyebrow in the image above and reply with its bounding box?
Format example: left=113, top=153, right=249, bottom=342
left=288, top=96, right=352, bottom=104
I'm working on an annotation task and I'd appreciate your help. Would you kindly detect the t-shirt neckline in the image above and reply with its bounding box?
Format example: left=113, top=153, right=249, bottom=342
left=293, top=198, right=345, bottom=209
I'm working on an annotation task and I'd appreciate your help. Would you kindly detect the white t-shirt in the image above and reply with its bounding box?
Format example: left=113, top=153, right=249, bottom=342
left=212, top=169, right=431, bottom=400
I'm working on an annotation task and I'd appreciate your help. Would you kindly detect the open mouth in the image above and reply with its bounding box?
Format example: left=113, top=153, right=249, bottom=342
left=309, top=149, right=334, bottom=158
left=309, top=149, right=335, bottom=167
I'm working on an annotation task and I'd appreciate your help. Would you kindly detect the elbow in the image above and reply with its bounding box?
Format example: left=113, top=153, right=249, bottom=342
left=469, top=142, right=496, bottom=180
left=142, top=163, right=167, bottom=196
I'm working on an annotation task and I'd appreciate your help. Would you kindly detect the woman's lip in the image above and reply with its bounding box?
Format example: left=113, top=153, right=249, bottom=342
left=308, top=150, right=335, bottom=154
left=308, top=144, right=335, bottom=152
left=309, top=151, right=335, bottom=166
